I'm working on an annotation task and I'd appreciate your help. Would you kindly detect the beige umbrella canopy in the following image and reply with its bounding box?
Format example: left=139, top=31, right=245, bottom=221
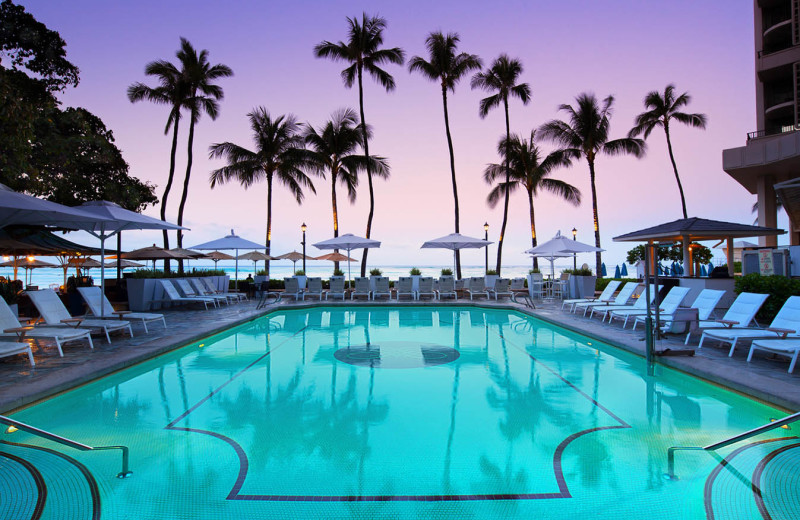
left=104, top=259, right=146, bottom=269
left=117, top=245, right=191, bottom=269
left=169, top=247, right=207, bottom=259
left=67, top=257, right=103, bottom=268
left=237, top=251, right=274, bottom=273
left=315, top=252, right=357, bottom=262
left=276, top=250, right=316, bottom=273
left=0, top=257, right=57, bottom=286
left=206, top=250, right=234, bottom=269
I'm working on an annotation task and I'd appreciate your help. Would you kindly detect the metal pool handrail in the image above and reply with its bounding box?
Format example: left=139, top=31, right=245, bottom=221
left=0, top=414, right=132, bottom=478
left=667, top=411, right=800, bottom=479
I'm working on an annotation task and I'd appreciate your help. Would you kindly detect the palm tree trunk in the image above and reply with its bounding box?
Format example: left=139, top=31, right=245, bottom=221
left=528, top=189, right=538, bottom=270
left=495, top=97, right=512, bottom=276
left=442, top=85, right=462, bottom=279
left=588, top=158, right=602, bottom=276
left=266, top=174, right=273, bottom=278
left=161, top=114, right=180, bottom=271
left=176, top=114, right=196, bottom=273
left=664, top=125, right=688, bottom=219
left=332, top=173, right=340, bottom=272
left=357, top=66, right=374, bottom=277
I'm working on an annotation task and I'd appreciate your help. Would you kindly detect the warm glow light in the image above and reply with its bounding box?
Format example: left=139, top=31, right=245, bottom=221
left=301, top=222, right=307, bottom=233
left=5, top=426, right=17, bottom=434
left=484, top=222, right=489, bottom=232
left=198, top=343, right=205, bottom=348
left=770, top=418, right=791, bottom=430
left=27, top=256, right=34, bottom=262
left=572, top=227, right=577, bottom=238
left=2, top=256, right=8, bottom=261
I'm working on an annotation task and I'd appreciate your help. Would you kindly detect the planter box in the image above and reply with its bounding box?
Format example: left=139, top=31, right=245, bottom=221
left=410, top=275, right=421, bottom=292
left=484, top=275, right=499, bottom=290
left=127, top=278, right=159, bottom=311
left=570, top=275, right=597, bottom=299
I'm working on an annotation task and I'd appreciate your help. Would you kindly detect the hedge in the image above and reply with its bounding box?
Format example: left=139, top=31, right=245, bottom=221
left=734, top=273, right=800, bottom=322
left=595, top=277, right=639, bottom=293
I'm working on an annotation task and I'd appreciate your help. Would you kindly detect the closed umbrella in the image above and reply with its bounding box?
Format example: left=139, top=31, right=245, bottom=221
left=614, top=265, right=621, bottom=278
left=621, top=263, right=628, bottom=276
left=313, top=233, right=381, bottom=287
left=601, top=263, right=607, bottom=277
left=189, top=230, right=265, bottom=288
left=420, top=233, right=492, bottom=276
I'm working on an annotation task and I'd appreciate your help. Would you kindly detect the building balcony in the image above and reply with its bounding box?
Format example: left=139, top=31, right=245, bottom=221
left=724, top=130, right=800, bottom=194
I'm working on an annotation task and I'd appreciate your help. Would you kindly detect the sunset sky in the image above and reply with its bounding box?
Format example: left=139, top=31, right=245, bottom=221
left=22, top=0, right=768, bottom=268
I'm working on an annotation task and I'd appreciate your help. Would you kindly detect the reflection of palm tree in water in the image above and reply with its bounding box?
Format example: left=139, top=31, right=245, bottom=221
left=442, top=309, right=461, bottom=492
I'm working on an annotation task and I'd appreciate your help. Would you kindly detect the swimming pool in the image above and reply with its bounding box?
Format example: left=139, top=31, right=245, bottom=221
left=2, top=306, right=797, bottom=519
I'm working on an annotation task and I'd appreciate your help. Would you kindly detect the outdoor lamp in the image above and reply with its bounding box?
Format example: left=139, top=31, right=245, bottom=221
left=301, top=222, right=307, bottom=272
left=27, top=256, right=34, bottom=262
left=572, top=227, right=577, bottom=239
left=484, top=222, right=489, bottom=233
left=571, top=228, right=577, bottom=268
left=301, top=223, right=307, bottom=233
left=484, top=222, right=489, bottom=274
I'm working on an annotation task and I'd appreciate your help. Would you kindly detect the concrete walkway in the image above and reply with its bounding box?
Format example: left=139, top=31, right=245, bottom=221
left=1, top=296, right=798, bottom=413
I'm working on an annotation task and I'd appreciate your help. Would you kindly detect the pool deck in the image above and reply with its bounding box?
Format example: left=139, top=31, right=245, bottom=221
left=1, top=297, right=798, bottom=414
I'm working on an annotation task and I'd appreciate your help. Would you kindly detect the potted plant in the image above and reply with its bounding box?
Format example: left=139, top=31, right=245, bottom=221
left=254, top=269, right=268, bottom=285
left=564, top=267, right=595, bottom=299
left=294, top=269, right=307, bottom=289
left=369, top=268, right=382, bottom=291
left=409, top=267, right=422, bottom=292
left=485, top=269, right=499, bottom=290
left=440, top=268, right=453, bottom=276
left=0, top=280, right=22, bottom=316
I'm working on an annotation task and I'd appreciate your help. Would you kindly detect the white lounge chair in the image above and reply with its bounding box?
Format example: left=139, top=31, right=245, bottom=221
left=589, top=285, right=661, bottom=321
left=510, top=278, right=526, bottom=293
left=466, top=277, right=489, bottom=300
left=26, top=289, right=132, bottom=343
left=326, top=276, right=346, bottom=300
left=489, top=278, right=512, bottom=300
left=174, top=279, right=223, bottom=306
left=608, top=286, right=690, bottom=328
left=574, top=282, right=637, bottom=316
left=747, top=338, right=800, bottom=373
left=284, top=277, right=304, bottom=301
left=201, top=278, right=246, bottom=302
left=686, top=292, right=770, bottom=345
left=372, top=277, right=391, bottom=301
left=351, top=277, right=371, bottom=300
left=437, top=276, right=457, bottom=300
left=157, top=280, right=214, bottom=310
left=305, top=277, right=324, bottom=300
left=417, top=277, right=436, bottom=301
left=636, top=288, right=725, bottom=332
left=0, top=297, right=91, bottom=361
left=77, top=286, right=166, bottom=333
left=698, top=295, right=800, bottom=356
left=562, top=280, right=620, bottom=312
left=396, top=277, right=415, bottom=300
left=190, top=278, right=238, bottom=304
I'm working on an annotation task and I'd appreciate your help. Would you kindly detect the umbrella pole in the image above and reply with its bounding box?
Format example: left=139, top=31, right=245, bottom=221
left=347, top=248, right=352, bottom=289
left=99, top=234, right=106, bottom=317
left=235, top=249, right=239, bottom=290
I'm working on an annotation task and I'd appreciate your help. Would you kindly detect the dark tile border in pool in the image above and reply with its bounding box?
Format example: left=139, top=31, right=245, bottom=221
left=163, top=315, right=631, bottom=502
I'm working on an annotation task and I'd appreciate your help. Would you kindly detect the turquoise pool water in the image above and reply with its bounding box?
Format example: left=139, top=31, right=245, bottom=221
left=3, top=307, right=797, bottom=519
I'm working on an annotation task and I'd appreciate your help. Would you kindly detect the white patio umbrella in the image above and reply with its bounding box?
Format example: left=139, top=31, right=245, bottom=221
left=0, top=183, right=114, bottom=229
left=73, top=201, right=186, bottom=316
left=525, top=230, right=604, bottom=278
left=189, top=230, right=265, bottom=288
left=526, top=251, right=572, bottom=279
left=313, top=233, right=381, bottom=286
left=421, top=233, right=492, bottom=276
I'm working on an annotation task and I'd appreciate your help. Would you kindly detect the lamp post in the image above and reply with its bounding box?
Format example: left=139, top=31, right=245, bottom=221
left=301, top=222, right=307, bottom=273
left=484, top=222, right=489, bottom=274
left=572, top=227, right=577, bottom=270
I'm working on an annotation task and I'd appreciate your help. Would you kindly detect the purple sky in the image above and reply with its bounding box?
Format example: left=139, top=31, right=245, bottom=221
left=22, top=0, right=764, bottom=267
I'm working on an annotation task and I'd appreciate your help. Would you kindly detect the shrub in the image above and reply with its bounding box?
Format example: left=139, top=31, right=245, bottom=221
left=529, top=268, right=540, bottom=274
left=256, top=269, right=268, bottom=276
left=294, top=269, right=305, bottom=276
left=370, top=268, right=382, bottom=276
left=0, top=280, right=23, bottom=305
left=409, top=267, right=421, bottom=275
left=486, top=269, right=498, bottom=275
left=563, top=267, right=592, bottom=276
left=124, top=268, right=226, bottom=279
left=440, top=268, right=453, bottom=276
left=333, top=268, right=344, bottom=276
left=735, top=273, right=800, bottom=321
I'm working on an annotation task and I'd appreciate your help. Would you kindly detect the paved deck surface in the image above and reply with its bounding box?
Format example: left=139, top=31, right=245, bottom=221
left=1, top=295, right=798, bottom=413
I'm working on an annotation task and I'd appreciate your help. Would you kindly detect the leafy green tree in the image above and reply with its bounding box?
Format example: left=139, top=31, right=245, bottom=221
left=209, top=109, right=314, bottom=276
left=128, top=54, right=187, bottom=268
left=408, top=31, right=482, bottom=279
left=314, top=13, right=404, bottom=276
left=629, top=84, right=707, bottom=219
left=471, top=55, right=531, bottom=276
left=175, top=38, right=233, bottom=258
left=539, top=93, right=645, bottom=276
left=304, top=108, right=389, bottom=270
left=484, top=131, right=580, bottom=269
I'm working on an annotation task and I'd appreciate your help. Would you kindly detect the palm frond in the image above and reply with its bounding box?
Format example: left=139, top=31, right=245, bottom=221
left=603, top=137, right=646, bottom=158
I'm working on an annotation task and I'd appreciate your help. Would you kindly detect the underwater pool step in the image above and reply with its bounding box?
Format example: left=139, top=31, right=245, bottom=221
left=704, top=437, right=800, bottom=520
left=0, top=441, right=100, bottom=520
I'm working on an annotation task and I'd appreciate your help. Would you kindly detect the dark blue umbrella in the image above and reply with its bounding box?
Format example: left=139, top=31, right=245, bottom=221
left=620, top=263, right=628, bottom=276
left=614, top=265, right=621, bottom=278
left=700, top=264, right=707, bottom=277
left=601, top=263, right=607, bottom=276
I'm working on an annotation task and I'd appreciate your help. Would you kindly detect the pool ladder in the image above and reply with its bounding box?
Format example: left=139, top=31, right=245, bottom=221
left=666, top=410, right=800, bottom=479
left=0, top=414, right=132, bottom=478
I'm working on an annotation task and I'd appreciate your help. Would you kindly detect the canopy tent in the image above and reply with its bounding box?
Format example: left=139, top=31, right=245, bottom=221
left=0, top=183, right=112, bottom=229
left=313, top=233, right=381, bottom=286
left=613, top=217, right=784, bottom=277
left=420, top=233, right=492, bottom=276
left=189, top=230, right=265, bottom=288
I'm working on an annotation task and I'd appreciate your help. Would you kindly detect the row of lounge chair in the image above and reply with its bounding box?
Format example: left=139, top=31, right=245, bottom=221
left=563, top=280, right=800, bottom=373
left=281, top=276, right=520, bottom=302
left=156, top=278, right=247, bottom=309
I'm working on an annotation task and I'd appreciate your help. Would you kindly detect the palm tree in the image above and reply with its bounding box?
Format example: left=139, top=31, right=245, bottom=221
left=175, top=38, right=233, bottom=264
left=629, top=84, right=707, bottom=219
left=470, top=55, right=531, bottom=276
left=304, top=108, right=390, bottom=271
left=539, top=93, right=646, bottom=276
left=314, top=13, right=405, bottom=276
left=484, top=131, right=581, bottom=269
left=408, top=32, right=482, bottom=279
left=127, top=57, right=187, bottom=271
left=208, top=109, right=315, bottom=277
